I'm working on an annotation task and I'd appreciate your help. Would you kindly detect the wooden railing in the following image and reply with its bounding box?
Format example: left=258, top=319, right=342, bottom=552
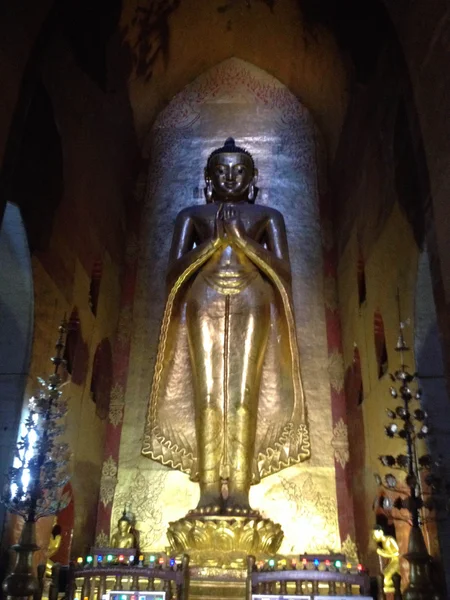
left=62, top=555, right=189, bottom=600
left=246, top=556, right=371, bottom=599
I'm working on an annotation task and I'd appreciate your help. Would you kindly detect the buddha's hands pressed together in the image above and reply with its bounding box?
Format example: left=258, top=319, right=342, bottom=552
left=214, top=203, right=225, bottom=241
left=223, top=205, right=245, bottom=239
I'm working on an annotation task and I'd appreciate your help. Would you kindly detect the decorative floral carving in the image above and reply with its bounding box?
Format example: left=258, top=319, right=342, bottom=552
left=109, top=405, right=124, bottom=428
left=109, top=383, right=125, bottom=428
left=331, top=418, right=349, bottom=468
left=168, top=515, right=283, bottom=558
left=110, top=383, right=125, bottom=406
left=341, top=533, right=359, bottom=563
left=95, top=530, right=110, bottom=548
left=328, top=349, right=345, bottom=393
left=112, top=468, right=167, bottom=550
left=100, top=456, right=118, bottom=508
left=280, top=474, right=340, bottom=552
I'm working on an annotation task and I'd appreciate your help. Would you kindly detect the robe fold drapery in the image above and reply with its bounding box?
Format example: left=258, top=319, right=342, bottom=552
left=142, top=238, right=310, bottom=483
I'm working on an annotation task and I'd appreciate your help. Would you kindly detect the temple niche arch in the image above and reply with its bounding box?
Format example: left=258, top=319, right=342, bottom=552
left=113, top=58, right=342, bottom=554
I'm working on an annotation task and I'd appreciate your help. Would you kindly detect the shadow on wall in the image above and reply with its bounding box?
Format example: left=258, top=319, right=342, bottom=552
left=0, top=203, right=34, bottom=545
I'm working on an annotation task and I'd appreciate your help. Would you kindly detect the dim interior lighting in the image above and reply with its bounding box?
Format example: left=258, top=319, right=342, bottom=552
left=334, top=560, right=342, bottom=569
left=107, top=554, right=113, bottom=562
left=97, top=555, right=103, bottom=563
left=118, top=555, right=124, bottom=562
left=313, top=559, right=320, bottom=567
left=77, top=557, right=83, bottom=564
left=268, top=559, right=275, bottom=567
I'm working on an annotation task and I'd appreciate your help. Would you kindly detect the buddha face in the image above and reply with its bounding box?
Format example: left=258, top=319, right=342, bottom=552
left=207, top=152, right=256, bottom=201
left=118, top=520, right=130, bottom=534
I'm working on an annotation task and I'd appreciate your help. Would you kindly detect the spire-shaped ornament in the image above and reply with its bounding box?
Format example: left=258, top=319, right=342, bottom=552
left=2, top=319, right=72, bottom=600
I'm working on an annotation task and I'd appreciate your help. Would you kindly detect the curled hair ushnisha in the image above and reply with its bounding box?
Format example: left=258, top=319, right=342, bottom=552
left=207, top=137, right=254, bottom=169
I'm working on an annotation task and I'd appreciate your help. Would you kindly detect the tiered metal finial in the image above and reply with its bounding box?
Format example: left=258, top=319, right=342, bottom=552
left=2, top=319, right=71, bottom=600
left=375, top=293, right=443, bottom=600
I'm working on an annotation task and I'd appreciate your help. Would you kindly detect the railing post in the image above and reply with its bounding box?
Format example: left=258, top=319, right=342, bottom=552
left=246, top=556, right=255, bottom=600
left=49, top=564, right=60, bottom=600
left=81, top=575, right=91, bottom=600
left=114, top=574, right=122, bottom=591
left=34, top=564, right=45, bottom=600
left=180, top=554, right=190, bottom=600
left=163, top=579, right=173, bottom=600
left=66, top=563, right=77, bottom=600
left=99, top=575, right=107, bottom=599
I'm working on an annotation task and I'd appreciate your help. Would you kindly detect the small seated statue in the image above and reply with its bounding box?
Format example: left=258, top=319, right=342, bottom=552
left=110, top=510, right=136, bottom=549
left=373, top=525, right=400, bottom=593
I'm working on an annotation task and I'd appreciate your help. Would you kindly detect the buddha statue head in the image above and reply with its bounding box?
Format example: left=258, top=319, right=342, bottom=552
left=118, top=510, right=132, bottom=535
left=205, top=137, right=258, bottom=203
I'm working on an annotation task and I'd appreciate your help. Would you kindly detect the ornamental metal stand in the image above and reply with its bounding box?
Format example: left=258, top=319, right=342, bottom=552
left=375, top=307, right=444, bottom=600
left=2, top=321, right=71, bottom=600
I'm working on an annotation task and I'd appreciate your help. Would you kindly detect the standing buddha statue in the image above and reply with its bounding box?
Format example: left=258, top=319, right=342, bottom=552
left=142, top=138, right=310, bottom=530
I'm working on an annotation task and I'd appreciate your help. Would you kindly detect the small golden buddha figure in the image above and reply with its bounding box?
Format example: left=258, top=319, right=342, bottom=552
left=143, top=138, right=310, bottom=517
left=110, top=511, right=136, bottom=549
left=373, top=525, right=400, bottom=593
left=45, top=518, right=62, bottom=577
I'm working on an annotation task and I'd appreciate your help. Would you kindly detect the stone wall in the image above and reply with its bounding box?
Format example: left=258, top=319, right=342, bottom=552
left=0, top=1, right=138, bottom=560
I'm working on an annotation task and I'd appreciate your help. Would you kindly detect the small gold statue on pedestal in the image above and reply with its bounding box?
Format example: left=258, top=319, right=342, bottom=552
left=110, top=510, right=136, bottom=549
left=142, top=138, right=310, bottom=563
left=373, top=525, right=400, bottom=594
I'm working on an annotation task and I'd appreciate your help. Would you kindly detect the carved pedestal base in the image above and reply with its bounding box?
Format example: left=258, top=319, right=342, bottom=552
left=167, top=514, right=283, bottom=567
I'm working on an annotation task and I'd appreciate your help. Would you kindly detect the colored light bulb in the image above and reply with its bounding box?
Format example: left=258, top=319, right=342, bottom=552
left=357, top=563, right=363, bottom=571
left=149, top=555, right=156, bottom=562
left=77, top=557, right=83, bottom=564
left=170, top=558, right=175, bottom=567
left=139, top=554, right=144, bottom=562
left=268, top=559, right=275, bottom=567
left=86, top=556, right=93, bottom=563
left=313, top=559, right=320, bottom=567
left=118, top=554, right=124, bottom=562
left=97, top=555, right=103, bottom=563
left=107, top=554, right=113, bottom=562
left=334, top=560, right=342, bottom=569
left=346, top=562, right=352, bottom=569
